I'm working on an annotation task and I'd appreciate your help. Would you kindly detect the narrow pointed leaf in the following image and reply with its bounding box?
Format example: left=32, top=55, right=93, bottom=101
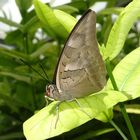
left=104, top=0, right=140, bottom=60
left=33, top=0, right=76, bottom=38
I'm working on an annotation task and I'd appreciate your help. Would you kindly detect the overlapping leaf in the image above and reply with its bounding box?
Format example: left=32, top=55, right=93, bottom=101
left=33, top=0, right=76, bottom=39
left=23, top=47, right=140, bottom=139
left=104, top=0, right=140, bottom=60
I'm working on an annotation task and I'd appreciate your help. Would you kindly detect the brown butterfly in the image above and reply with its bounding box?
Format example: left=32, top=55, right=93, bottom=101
left=46, top=9, right=106, bottom=101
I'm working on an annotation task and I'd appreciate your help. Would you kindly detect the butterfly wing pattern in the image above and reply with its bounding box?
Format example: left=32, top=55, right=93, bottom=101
left=46, top=9, right=106, bottom=101
left=51, top=9, right=106, bottom=101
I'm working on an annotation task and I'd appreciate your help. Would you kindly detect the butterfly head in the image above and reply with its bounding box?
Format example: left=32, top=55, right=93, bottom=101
left=45, top=84, right=60, bottom=100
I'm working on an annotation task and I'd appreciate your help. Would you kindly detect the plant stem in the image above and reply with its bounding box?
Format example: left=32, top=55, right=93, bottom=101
left=105, top=58, right=137, bottom=140
left=109, top=120, right=128, bottom=140
left=119, top=103, right=137, bottom=140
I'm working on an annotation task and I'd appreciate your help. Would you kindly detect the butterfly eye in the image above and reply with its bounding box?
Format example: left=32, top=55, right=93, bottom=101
left=46, top=85, right=55, bottom=98
left=46, top=86, right=50, bottom=97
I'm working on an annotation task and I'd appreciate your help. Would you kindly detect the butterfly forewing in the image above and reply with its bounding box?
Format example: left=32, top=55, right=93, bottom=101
left=55, top=10, right=106, bottom=99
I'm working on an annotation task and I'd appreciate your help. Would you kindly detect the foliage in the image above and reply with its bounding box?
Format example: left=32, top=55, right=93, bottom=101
left=0, top=0, right=140, bottom=140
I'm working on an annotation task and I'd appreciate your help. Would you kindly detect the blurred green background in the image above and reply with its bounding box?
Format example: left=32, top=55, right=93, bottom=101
left=0, top=0, right=140, bottom=139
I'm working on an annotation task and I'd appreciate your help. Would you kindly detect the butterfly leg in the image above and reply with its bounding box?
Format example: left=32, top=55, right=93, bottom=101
left=73, top=98, right=92, bottom=119
left=54, top=101, right=64, bottom=129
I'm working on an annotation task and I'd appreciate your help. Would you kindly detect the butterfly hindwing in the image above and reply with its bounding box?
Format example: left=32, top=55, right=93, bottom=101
left=55, top=10, right=106, bottom=99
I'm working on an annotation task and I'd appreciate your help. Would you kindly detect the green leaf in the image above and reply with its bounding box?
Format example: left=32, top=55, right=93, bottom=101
left=0, top=47, right=28, bottom=60
left=30, top=43, right=58, bottom=59
left=55, top=5, right=79, bottom=14
left=74, top=128, right=115, bottom=140
left=33, top=0, right=76, bottom=39
left=0, top=71, right=31, bottom=83
left=99, top=8, right=124, bottom=15
left=106, top=47, right=140, bottom=98
left=115, top=104, right=140, bottom=114
left=53, top=9, right=77, bottom=33
left=33, top=0, right=60, bottom=37
left=68, top=1, right=88, bottom=11
left=104, top=0, right=140, bottom=60
left=5, top=30, right=24, bottom=49
left=15, top=0, right=32, bottom=11
left=0, top=17, right=23, bottom=31
left=23, top=47, right=140, bottom=139
left=95, top=108, right=113, bottom=123
left=23, top=90, right=130, bottom=140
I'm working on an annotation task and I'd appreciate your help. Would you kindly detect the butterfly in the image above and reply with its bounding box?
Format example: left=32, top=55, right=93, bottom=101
left=46, top=9, right=106, bottom=101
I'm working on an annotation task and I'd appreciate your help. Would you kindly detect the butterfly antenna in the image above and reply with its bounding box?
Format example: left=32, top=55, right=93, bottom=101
left=20, top=59, right=49, bottom=83
left=39, top=63, right=52, bottom=84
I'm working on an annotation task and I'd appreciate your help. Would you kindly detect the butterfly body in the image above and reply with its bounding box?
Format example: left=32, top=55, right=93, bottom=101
left=46, top=9, right=106, bottom=101
left=46, top=84, right=73, bottom=101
